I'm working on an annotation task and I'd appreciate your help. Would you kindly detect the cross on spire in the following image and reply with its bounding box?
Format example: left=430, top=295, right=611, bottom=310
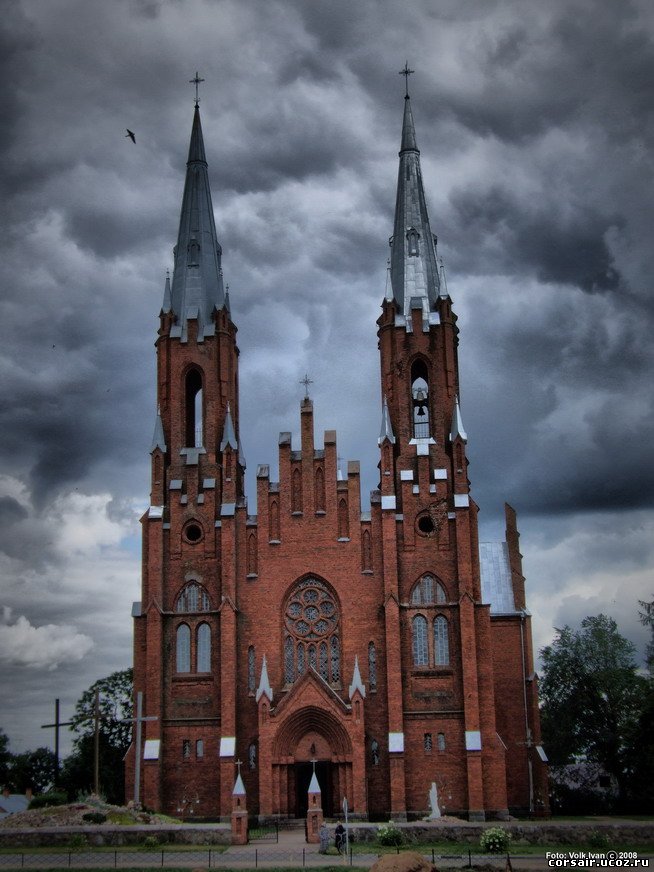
left=235, top=758, right=243, bottom=776
left=399, top=62, right=415, bottom=97
left=189, top=71, right=205, bottom=107
left=300, top=373, right=313, bottom=398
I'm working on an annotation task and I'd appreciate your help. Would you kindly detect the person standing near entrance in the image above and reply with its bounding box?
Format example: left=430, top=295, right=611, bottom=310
left=335, top=822, right=345, bottom=853
left=319, top=823, right=330, bottom=853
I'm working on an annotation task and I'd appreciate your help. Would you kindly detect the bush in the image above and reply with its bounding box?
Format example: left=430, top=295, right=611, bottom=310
left=28, top=791, right=68, bottom=809
left=82, top=811, right=107, bottom=824
left=587, top=831, right=610, bottom=850
left=378, top=823, right=403, bottom=846
left=141, top=835, right=160, bottom=849
left=480, top=827, right=512, bottom=854
left=68, top=834, right=87, bottom=850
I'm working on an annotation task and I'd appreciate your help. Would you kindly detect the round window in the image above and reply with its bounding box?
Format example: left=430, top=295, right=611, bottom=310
left=185, top=523, right=203, bottom=543
left=417, top=514, right=435, bottom=536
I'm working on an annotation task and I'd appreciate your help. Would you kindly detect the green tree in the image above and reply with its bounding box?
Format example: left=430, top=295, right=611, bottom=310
left=540, top=614, right=646, bottom=804
left=8, top=747, right=57, bottom=794
left=60, top=668, right=133, bottom=804
left=0, top=729, right=11, bottom=788
left=639, top=596, right=654, bottom=674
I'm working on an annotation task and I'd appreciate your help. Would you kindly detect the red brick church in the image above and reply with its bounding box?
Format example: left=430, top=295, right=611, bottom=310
left=126, top=81, right=549, bottom=821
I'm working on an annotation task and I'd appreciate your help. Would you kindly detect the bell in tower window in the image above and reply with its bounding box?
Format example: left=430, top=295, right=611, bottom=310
left=411, top=359, right=430, bottom=438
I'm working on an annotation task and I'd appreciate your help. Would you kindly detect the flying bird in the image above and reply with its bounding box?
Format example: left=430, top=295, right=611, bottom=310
left=125, top=129, right=136, bottom=143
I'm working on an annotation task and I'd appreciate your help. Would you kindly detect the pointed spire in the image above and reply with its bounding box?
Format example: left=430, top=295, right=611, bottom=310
left=450, top=396, right=468, bottom=442
left=389, top=85, right=441, bottom=319
left=162, top=270, right=172, bottom=313
left=150, top=407, right=167, bottom=453
left=169, top=103, right=227, bottom=341
left=232, top=772, right=246, bottom=796
left=378, top=396, right=396, bottom=445
left=308, top=771, right=321, bottom=794
left=348, top=655, right=366, bottom=700
left=220, top=402, right=238, bottom=451
left=255, top=654, right=273, bottom=703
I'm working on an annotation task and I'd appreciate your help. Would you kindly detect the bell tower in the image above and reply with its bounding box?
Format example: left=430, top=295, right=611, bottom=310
left=377, top=78, right=509, bottom=821
left=131, top=92, right=244, bottom=815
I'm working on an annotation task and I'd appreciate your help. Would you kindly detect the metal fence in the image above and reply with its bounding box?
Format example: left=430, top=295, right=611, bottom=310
left=0, top=847, right=520, bottom=869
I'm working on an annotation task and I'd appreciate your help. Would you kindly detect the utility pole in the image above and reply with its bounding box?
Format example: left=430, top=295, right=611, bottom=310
left=40, top=699, right=73, bottom=788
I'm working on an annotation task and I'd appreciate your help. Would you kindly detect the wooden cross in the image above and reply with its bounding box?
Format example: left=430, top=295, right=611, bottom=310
left=120, top=691, right=158, bottom=807
left=399, top=62, right=415, bottom=97
left=40, top=699, right=73, bottom=787
left=299, top=373, right=313, bottom=398
left=189, top=71, right=205, bottom=106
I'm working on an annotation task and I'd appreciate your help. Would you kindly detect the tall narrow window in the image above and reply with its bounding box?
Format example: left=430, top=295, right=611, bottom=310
left=368, top=642, right=377, bottom=691
left=362, top=529, right=372, bottom=571
left=424, top=733, right=433, bottom=752
left=434, top=616, right=450, bottom=665
left=249, top=743, right=257, bottom=769
left=315, top=467, right=326, bottom=513
left=176, top=624, right=191, bottom=673
left=291, top=467, right=302, bottom=513
left=185, top=368, right=203, bottom=448
left=437, top=732, right=446, bottom=751
left=248, top=646, right=256, bottom=694
left=330, top=635, right=340, bottom=681
left=297, top=644, right=305, bottom=674
left=338, top=498, right=349, bottom=540
left=196, top=739, right=204, bottom=758
left=371, top=739, right=380, bottom=765
left=182, top=739, right=191, bottom=759
left=269, top=499, right=280, bottom=542
left=284, top=636, right=294, bottom=684
left=308, top=644, right=317, bottom=671
left=407, top=227, right=420, bottom=256
left=412, top=615, right=428, bottom=666
left=411, top=360, right=430, bottom=438
left=319, top=641, right=328, bottom=680
left=247, top=533, right=257, bottom=576
left=196, top=623, right=211, bottom=672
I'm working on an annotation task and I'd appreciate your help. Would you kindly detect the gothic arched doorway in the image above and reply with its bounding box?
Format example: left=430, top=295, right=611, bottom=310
left=271, top=704, right=353, bottom=818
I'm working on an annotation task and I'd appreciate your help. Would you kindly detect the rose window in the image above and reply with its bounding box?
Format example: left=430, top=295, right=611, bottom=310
left=284, top=578, right=340, bottom=685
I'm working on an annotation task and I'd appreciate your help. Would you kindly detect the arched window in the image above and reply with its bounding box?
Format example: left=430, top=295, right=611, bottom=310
left=185, top=368, right=203, bottom=448
left=315, top=467, right=325, bottom=513
left=362, top=529, right=372, bottom=572
left=283, top=577, right=340, bottom=684
left=176, top=582, right=210, bottom=613
left=176, top=624, right=191, bottom=673
left=412, top=615, right=428, bottom=666
left=248, top=743, right=257, bottom=769
left=411, top=360, right=430, bottom=438
left=269, top=499, right=280, bottom=542
left=407, top=227, right=420, bottom=257
left=437, top=732, right=446, bottom=751
left=196, top=739, right=204, bottom=758
left=368, top=642, right=377, bottom=691
left=247, top=533, right=257, bottom=576
left=371, top=739, right=380, bottom=765
left=338, top=499, right=349, bottom=540
left=292, top=467, right=302, bottom=513
left=411, top=575, right=447, bottom=606
left=248, top=646, right=256, bottom=694
left=196, top=623, right=211, bottom=672
left=434, top=616, right=450, bottom=665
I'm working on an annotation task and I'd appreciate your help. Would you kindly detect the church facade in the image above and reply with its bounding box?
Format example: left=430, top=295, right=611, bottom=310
left=126, top=87, right=549, bottom=821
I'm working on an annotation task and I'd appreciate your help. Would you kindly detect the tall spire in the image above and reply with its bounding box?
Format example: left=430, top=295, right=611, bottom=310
left=389, top=77, right=441, bottom=320
left=169, top=98, right=227, bottom=341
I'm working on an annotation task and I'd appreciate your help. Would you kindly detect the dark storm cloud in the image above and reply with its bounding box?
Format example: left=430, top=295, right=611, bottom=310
left=449, top=186, right=621, bottom=292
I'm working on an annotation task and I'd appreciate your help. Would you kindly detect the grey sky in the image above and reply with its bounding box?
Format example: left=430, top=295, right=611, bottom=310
left=1, top=0, right=652, bottom=757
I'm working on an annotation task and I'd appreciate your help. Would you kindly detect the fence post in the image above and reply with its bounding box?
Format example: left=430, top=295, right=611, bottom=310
left=303, top=847, right=306, bottom=867
left=256, top=848, right=258, bottom=868
left=114, top=849, right=117, bottom=868
left=276, top=821, right=279, bottom=843
left=468, top=848, right=472, bottom=868
left=350, top=845, right=353, bottom=866
left=68, top=852, right=72, bottom=868
left=432, top=848, right=435, bottom=863
left=161, top=848, right=164, bottom=867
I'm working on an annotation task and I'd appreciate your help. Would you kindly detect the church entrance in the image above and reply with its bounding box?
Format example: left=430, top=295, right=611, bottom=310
left=293, top=761, right=332, bottom=817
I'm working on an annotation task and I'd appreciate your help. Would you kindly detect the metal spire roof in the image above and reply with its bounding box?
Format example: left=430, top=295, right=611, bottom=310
left=348, top=655, right=366, bottom=699
left=308, top=771, right=321, bottom=794
left=150, top=407, right=167, bottom=453
left=161, top=271, right=171, bottom=313
left=378, top=396, right=396, bottom=445
left=220, top=402, right=238, bottom=451
left=255, top=654, right=273, bottom=703
left=169, top=105, right=227, bottom=341
left=450, top=396, right=468, bottom=442
left=389, top=92, right=441, bottom=319
left=232, top=773, right=246, bottom=796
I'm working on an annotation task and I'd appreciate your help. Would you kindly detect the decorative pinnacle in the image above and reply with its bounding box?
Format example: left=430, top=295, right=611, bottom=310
left=189, top=71, right=205, bottom=107
left=399, top=62, right=414, bottom=98
left=299, top=373, right=313, bottom=399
